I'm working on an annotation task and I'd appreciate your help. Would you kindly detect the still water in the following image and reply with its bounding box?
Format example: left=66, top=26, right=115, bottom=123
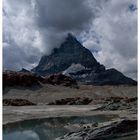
left=113, top=135, right=137, bottom=140
left=3, top=115, right=136, bottom=140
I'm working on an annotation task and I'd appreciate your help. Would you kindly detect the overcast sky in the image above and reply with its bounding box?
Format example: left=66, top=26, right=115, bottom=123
left=3, top=0, right=137, bottom=80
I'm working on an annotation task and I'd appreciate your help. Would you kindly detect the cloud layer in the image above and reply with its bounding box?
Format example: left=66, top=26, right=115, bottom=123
left=3, top=0, right=137, bottom=80
left=35, top=0, right=93, bottom=53
left=82, top=0, right=137, bottom=80
left=3, top=0, right=93, bottom=70
left=3, top=0, right=43, bottom=70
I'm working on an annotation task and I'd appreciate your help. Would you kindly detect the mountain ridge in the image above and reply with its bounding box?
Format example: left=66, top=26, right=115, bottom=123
left=32, top=33, right=137, bottom=85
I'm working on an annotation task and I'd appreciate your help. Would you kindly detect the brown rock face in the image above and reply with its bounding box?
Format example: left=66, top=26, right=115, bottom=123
left=3, top=71, right=43, bottom=88
left=3, top=99, right=36, bottom=106
left=43, top=74, right=78, bottom=87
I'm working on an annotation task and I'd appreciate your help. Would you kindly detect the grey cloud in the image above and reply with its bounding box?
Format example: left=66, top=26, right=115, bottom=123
left=36, top=0, right=93, bottom=31
left=34, top=0, right=93, bottom=54
left=3, top=0, right=94, bottom=70
left=3, top=42, right=41, bottom=71
left=3, top=0, right=43, bottom=70
left=82, top=0, right=137, bottom=80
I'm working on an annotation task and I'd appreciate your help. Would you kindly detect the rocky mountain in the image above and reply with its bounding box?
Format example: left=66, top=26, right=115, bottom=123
left=32, top=33, right=137, bottom=85
left=32, top=33, right=105, bottom=75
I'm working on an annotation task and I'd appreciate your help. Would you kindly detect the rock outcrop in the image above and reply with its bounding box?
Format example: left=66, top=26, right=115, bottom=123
left=3, top=71, right=77, bottom=89
left=3, top=70, right=43, bottom=88
left=3, top=99, right=36, bottom=106
left=32, top=33, right=137, bottom=85
left=48, top=97, right=92, bottom=105
left=43, top=74, right=78, bottom=88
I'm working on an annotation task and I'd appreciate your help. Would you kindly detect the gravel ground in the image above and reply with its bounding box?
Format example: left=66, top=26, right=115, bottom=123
left=3, top=84, right=137, bottom=104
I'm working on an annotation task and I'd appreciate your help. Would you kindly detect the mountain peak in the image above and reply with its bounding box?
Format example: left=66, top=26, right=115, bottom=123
left=31, top=34, right=137, bottom=85
left=32, top=34, right=100, bottom=75
left=67, top=33, right=75, bottom=38
left=66, top=33, right=76, bottom=40
left=64, top=33, right=81, bottom=46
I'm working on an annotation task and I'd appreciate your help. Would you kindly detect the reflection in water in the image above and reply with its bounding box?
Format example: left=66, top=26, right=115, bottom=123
left=3, top=121, right=69, bottom=140
left=112, top=135, right=137, bottom=140
left=3, top=130, right=40, bottom=140
left=3, top=115, right=136, bottom=140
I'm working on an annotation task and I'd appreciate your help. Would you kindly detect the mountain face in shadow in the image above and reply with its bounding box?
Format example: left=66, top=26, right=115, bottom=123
left=32, top=33, right=137, bottom=85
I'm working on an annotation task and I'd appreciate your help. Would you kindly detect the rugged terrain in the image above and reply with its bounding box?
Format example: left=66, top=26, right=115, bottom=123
left=3, top=88, right=137, bottom=140
left=3, top=83, right=137, bottom=140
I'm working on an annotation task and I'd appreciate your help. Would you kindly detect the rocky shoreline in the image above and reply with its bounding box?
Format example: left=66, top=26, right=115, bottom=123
left=54, top=97, right=137, bottom=139
left=56, top=119, right=137, bottom=140
left=3, top=95, right=137, bottom=140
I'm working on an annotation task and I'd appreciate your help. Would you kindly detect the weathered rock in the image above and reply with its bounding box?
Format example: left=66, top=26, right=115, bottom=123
left=43, top=74, right=78, bottom=88
left=3, top=70, right=44, bottom=88
left=3, top=99, right=36, bottom=106
left=56, top=119, right=137, bottom=140
left=48, top=97, right=92, bottom=105
left=124, top=97, right=137, bottom=103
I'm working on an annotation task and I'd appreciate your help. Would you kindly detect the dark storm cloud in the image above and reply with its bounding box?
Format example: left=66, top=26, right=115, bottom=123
left=3, top=42, right=41, bottom=71
left=34, top=0, right=93, bottom=53
left=3, top=0, right=94, bottom=70
left=36, top=0, right=93, bottom=31
left=83, top=0, right=137, bottom=80
left=3, top=0, right=43, bottom=70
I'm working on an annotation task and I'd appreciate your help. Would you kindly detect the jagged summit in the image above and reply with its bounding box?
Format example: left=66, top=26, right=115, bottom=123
left=65, top=33, right=80, bottom=44
left=32, top=33, right=104, bottom=75
left=67, top=33, right=77, bottom=40
left=32, top=33, right=137, bottom=85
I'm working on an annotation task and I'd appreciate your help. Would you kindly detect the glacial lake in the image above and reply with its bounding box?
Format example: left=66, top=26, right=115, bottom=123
left=3, top=115, right=137, bottom=140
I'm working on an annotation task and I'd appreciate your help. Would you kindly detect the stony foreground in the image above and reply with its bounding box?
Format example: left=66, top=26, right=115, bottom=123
left=3, top=85, right=137, bottom=140
left=3, top=104, right=137, bottom=140
left=3, top=84, right=137, bottom=104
